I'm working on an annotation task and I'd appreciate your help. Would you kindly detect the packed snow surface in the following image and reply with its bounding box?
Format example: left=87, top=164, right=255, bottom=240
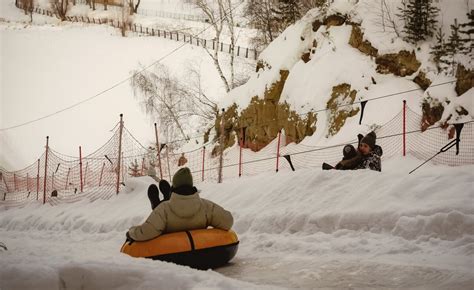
left=1, top=1, right=473, bottom=287
left=1, top=157, right=473, bottom=289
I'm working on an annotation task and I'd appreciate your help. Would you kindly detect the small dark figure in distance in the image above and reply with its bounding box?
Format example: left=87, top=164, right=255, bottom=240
left=178, top=153, right=188, bottom=167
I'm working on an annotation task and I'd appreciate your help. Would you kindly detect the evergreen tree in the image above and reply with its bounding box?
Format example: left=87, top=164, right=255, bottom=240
left=447, top=19, right=462, bottom=57
left=128, top=159, right=141, bottom=177
left=274, top=0, right=302, bottom=27
left=430, top=26, right=448, bottom=70
left=459, top=10, right=473, bottom=57
left=398, top=0, right=440, bottom=44
left=245, top=0, right=281, bottom=48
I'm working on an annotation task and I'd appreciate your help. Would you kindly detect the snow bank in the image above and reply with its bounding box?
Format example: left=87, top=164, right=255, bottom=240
left=440, top=88, right=474, bottom=124
left=1, top=157, right=473, bottom=289
left=222, top=158, right=474, bottom=243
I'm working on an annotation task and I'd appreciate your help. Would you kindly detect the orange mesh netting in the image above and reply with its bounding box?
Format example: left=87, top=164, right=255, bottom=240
left=1, top=106, right=473, bottom=208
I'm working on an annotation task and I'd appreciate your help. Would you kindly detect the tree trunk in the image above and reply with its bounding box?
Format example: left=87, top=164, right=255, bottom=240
left=29, top=1, right=33, bottom=22
left=129, top=1, right=134, bottom=15
left=134, top=0, right=141, bottom=13
left=154, top=103, right=188, bottom=142
left=208, top=49, right=230, bottom=92
left=225, top=0, right=236, bottom=89
left=196, top=0, right=231, bottom=92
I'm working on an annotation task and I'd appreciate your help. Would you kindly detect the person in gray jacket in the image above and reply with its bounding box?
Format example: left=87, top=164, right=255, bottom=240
left=127, top=167, right=234, bottom=242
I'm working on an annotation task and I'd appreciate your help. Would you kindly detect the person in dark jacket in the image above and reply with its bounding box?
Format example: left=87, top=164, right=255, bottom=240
left=353, top=131, right=382, bottom=172
left=325, top=131, right=382, bottom=172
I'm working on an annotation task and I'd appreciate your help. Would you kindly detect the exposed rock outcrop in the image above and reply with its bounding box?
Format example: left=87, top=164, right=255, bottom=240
left=348, top=25, right=378, bottom=58
left=264, top=70, right=290, bottom=102
left=239, top=98, right=316, bottom=151
left=214, top=70, right=316, bottom=152
left=455, top=64, right=473, bottom=96
left=256, top=60, right=271, bottom=72
left=301, top=51, right=311, bottom=63
left=421, top=97, right=444, bottom=131
left=301, top=39, right=318, bottom=63
left=213, top=104, right=239, bottom=156
left=326, top=83, right=360, bottom=137
left=323, top=14, right=346, bottom=27
left=413, top=71, right=432, bottom=91
left=312, top=20, right=322, bottom=32
left=375, top=50, right=421, bottom=77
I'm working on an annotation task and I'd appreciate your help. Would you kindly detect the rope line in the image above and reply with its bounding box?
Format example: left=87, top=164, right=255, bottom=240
left=1, top=109, right=472, bottom=206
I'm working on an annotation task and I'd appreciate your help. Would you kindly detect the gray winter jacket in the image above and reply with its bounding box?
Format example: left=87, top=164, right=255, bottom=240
left=128, top=192, right=234, bottom=241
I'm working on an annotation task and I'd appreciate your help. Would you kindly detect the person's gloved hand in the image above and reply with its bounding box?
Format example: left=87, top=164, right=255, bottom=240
left=125, top=231, right=135, bottom=245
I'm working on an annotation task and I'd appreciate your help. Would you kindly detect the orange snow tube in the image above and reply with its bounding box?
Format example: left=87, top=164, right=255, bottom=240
left=120, top=229, right=239, bottom=269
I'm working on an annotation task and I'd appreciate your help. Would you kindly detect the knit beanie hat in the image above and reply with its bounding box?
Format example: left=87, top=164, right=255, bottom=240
left=360, top=131, right=376, bottom=149
left=172, top=167, right=193, bottom=188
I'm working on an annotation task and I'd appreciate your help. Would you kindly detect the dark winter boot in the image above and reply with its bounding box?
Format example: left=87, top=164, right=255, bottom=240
left=147, top=184, right=160, bottom=210
left=322, top=163, right=334, bottom=170
left=159, top=179, right=171, bottom=201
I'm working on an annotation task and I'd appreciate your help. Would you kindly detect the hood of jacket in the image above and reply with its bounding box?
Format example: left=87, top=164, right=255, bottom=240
left=373, top=145, right=383, bottom=156
left=168, top=192, right=203, bottom=218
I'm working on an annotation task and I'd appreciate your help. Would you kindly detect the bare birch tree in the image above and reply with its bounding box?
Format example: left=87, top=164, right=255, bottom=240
left=19, top=0, right=34, bottom=22
left=223, top=0, right=236, bottom=89
left=194, top=0, right=230, bottom=92
left=120, top=1, right=131, bottom=36
left=50, top=0, right=69, bottom=21
left=184, top=63, right=219, bottom=122
left=130, top=62, right=220, bottom=145
left=369, top=0, right=400, bottom=37
left=244, top=0, right=280, bottom=51
left=130, top=64, right=190, bottom=142
left=128, top=0, right=141, bottom=14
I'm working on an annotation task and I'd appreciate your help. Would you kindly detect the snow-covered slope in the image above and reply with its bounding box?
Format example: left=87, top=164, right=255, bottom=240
left=1, top=158, right=473, bottom=289
left=0, top=0, right=254, bottom=170
left=2, top=0, right=472, bottom=171
left=224, top=0, right=473, bottom=147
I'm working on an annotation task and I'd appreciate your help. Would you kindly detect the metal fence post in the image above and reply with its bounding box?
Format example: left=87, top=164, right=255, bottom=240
left=79, top=146, right=83, bottom=192
left=403, top=100, right=406, bottom=157
left=43, top=136, right=49, bottom=204
left=276, top=130, right=281, bottom=172
left=116, top=114, right=124, bottom=194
